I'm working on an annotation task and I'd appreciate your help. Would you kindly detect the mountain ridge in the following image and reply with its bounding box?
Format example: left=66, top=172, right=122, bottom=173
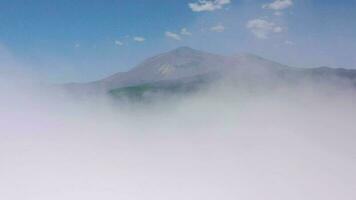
left=62, top=47, right=356, bottom=97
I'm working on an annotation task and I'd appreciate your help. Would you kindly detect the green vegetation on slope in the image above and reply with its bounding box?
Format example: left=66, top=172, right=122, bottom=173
left=109, top=84, right=154, bottom=100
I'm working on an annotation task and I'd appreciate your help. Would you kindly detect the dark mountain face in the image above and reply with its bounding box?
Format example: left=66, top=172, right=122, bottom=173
left=62, top=47, right=356, bottom=98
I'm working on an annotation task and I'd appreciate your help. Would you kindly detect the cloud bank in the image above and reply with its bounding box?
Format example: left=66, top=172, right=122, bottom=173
left=1, top=67, right=356, bottom=200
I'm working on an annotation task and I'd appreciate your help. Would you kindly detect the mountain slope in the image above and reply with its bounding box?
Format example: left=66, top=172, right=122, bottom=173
left=62, top=47, right=356, bottom=97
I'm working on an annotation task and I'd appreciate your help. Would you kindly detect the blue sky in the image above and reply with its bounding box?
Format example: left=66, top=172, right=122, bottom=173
left=1, top=0, right=356, bottom=83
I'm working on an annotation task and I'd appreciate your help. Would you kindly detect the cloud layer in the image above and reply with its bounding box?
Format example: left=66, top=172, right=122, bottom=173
left=1, top=72, right=356, bottom=200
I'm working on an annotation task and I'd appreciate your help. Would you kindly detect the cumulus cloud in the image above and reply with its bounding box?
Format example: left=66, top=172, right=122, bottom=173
left=114, top=40, right=124, bottom=46
left=246, top=19, right=283, bottom=39
left=165, top=31, right=182, bottom=40
left=263, top=0, right=293, bottom=10
left=189, top=0, right=231, bottom=12
left=210, top=24, right=226, bottom=32
left=133, top=36, right=145, bottom=42
left=180, top=28, right=192, bottom=36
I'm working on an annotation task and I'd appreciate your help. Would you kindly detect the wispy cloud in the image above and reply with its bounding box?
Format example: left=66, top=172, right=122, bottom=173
left=284, top=40, right=295, bottom=45
left=114, top=40, right=124, bottom=46
left=210, top=24, right=225, bottom=32
left=189, top=0, right=231, bottom=12
left=133, top=36, right=145, bottom=42
left=274, top=11, right=283, bottom=16
left=263, top=0, right=293, bottom=10
left=246, top=18, right=283, bottom=39
left=180, top=28, right=192, bottom=36
left=165, top=31, right=182, bottom=40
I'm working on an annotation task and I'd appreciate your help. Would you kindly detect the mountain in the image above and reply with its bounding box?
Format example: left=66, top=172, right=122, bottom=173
left=62, top=47, right=356, bottom=99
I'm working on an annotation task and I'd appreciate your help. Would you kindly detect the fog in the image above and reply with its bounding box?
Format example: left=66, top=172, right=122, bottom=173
left=1, top=72, right=356, bottom=200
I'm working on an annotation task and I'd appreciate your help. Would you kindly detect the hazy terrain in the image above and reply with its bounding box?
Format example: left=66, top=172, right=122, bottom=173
left=1, top=47, right=356, bottom=199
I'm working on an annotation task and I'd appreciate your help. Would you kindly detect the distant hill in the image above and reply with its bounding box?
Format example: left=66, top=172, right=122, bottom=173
left=62, top=47, right=356, bottom=99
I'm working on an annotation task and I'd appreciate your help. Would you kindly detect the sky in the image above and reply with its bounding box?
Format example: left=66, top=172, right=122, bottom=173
left=1, top=0, right=356, bottom=83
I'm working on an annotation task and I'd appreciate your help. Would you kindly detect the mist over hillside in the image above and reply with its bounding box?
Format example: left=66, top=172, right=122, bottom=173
left=1, top=52, right=356, bottom=199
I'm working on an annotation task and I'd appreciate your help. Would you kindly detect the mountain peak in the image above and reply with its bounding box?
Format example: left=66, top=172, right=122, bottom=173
left=174, top=46, right=195, bottom=51
left=169, top=46, right=202, bottom=55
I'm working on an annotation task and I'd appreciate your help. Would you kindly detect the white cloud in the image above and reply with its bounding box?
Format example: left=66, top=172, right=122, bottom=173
left=165, top=31, right=182, bottom=40
left=246, top=18, right=283, bottom=39
left=74, top=43, right=80, bottom=48
left=189, top=0, right=231, bottom=12
left=180, top=28, right=192, bottom=36
left=210, top=24, right=225, bottom=32
left=274, top=11, right=283, bottom=16
left=133, top=37, right=145, bottom=42
left=263, top=0, right=293, bottom=10
left=114, top=40, right=123, bottom=46
left=285, top=40, right=295, bottom=45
